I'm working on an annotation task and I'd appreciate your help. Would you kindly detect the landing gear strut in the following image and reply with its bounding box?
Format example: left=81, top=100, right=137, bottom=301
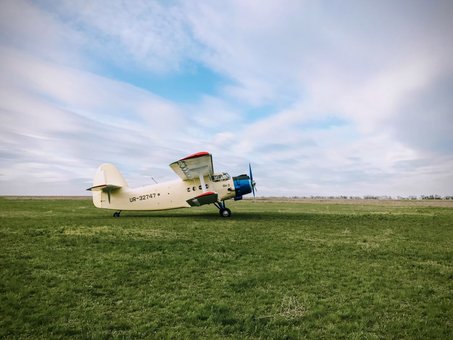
left=214, top=201, right=231, bottom=217
left=113, top=211, right=121, bottom=218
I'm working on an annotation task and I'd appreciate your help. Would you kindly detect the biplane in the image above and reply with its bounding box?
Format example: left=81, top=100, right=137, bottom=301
left=87, top=152, right=256, bottom=217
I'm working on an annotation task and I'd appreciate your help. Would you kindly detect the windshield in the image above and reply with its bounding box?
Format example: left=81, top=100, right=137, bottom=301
left=211, top=172, right=230, bottom=182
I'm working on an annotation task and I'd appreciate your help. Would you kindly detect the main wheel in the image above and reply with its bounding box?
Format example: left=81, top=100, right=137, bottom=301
left=219, top=208, right=231, bottom=217
left=113, top=211, right=121, bottom=218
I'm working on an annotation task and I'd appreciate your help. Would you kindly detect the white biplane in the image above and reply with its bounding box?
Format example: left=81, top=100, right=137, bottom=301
left=87, top=152, right=256, bottom=217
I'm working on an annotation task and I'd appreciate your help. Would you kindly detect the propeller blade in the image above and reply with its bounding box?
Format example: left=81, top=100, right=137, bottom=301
left=249, top=163, right=256, bottom=197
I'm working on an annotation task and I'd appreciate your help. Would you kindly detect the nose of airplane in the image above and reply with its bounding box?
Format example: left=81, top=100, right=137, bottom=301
left=232, top=174, right=252, bottom=200
left=233, top=164, right=256, bottom=200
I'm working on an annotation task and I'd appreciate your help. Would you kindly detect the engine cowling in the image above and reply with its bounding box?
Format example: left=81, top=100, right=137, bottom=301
left=233, top=174, right=252, bottom=200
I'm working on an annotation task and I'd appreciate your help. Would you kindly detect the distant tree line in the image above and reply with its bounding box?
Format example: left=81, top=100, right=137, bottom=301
left=419, top=195, right=453, bottom=200
left=286, top=195, right=453, bottom=200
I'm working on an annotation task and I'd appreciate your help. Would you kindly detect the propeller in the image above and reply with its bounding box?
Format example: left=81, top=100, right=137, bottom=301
left=249, top=163, right=256, bottom=197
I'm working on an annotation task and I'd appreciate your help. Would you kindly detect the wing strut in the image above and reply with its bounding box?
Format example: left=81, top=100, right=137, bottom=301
left=199, top=175, right=207, bottom=193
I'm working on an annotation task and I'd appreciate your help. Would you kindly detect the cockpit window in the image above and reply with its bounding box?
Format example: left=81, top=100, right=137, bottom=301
left=211, top=172, right=230, bottom=182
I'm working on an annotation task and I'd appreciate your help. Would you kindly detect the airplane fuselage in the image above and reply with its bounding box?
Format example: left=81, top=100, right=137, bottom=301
left=88, top=152, right=255, bottom=217
left=93, top=174, right=236, bottom=211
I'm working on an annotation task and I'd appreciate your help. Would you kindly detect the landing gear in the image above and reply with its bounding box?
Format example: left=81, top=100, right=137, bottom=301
left=113, top=211, right=121, bottom=218
left=214, top=201, right=231, bottom=217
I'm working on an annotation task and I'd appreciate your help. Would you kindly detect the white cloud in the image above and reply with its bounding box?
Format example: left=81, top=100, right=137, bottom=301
left=37, top=0, right=198, bottom=74
left=1, top=0, right=452, bottom=196
left=0, top=45, right=197, bottom=194
left=180, top=1, right=453, bottom=196
left=0, top=0, right=89, bottom=68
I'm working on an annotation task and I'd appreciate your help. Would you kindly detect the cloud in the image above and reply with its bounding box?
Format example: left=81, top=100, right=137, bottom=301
left=183, top=0, right=453, bottom=195
left=391, top=74, right=453, bottom=153
left=0, top=0, right=88, bottom=67
left=1, top=0, right=452, bottom=196
left=0, top=45, right=195, bottom=194
left=184, top=1, right=453, bottom=130
left=33, top=0, right=199, bottom=74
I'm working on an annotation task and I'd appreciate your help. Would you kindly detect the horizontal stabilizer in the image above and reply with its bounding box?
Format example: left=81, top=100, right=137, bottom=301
left=86, top=184, right=122, bottom=192
left=186, top=191, right=218, bottom=207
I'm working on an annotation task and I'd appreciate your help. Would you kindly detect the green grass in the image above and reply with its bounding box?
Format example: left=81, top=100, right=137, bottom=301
left=1, top=198, right=452, bottom=338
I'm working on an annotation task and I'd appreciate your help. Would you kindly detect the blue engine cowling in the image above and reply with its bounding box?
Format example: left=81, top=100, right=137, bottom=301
left=233, top=174, right=252, bottom=201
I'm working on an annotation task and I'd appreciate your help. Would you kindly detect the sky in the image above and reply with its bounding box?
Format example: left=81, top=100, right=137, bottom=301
left=1, top=0, right=452, bottom=197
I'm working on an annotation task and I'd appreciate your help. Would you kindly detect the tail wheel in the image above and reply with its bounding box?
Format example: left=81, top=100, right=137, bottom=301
left=113, top=211, right=121, bottom=218
left=219, top=208, right=231, bottom=217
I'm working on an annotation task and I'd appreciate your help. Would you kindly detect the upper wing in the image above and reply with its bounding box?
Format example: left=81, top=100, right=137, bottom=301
left=169, top=151, right=214, bottom=180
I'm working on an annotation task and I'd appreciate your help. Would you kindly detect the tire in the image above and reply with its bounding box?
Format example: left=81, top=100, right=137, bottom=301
left=220, top=208, right=231, bottom=217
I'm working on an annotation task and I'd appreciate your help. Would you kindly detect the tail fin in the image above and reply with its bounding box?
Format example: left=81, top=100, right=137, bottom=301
left=87, top=163, right=128, bottom=208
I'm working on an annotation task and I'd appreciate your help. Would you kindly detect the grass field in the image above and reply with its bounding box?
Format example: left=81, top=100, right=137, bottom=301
left=1, top=198, right=452, bottom=338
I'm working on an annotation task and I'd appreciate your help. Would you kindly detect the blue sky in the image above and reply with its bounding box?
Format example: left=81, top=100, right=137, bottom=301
left=1, top=0, right=452, bottom=196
